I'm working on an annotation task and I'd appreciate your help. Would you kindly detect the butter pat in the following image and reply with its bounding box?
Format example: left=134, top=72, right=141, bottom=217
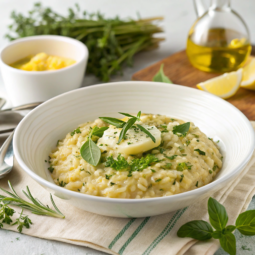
left=97, top=125, right=161, bottom=155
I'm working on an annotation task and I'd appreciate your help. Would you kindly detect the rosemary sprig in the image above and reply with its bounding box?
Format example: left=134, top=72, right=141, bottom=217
left=0, top=181, right=65, bottom=219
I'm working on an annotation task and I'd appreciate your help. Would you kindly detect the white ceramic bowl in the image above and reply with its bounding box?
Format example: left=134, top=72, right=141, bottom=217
left=13, top=82, right=255, bottom=218
left=0, top=35, right=88, bottom=106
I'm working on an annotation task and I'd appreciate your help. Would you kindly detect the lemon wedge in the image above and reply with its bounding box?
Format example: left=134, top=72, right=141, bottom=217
left=240, top=57, right=255, bottom=90
left=197, top=69, right=243, bottom=99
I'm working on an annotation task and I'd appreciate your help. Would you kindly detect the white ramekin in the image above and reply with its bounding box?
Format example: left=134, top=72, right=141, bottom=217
left=0, top=35, right=88, bottom=106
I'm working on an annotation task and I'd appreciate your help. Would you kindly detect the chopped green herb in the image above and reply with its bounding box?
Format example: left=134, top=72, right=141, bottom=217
left=165, top=154, right=177, bottom=160
left=197, top=140, right=199, bottom=142
left=173, top=179, right=176, bottom=185
left=80, top=168, right=84, bottom=171
left=178, top=146, right=185, bottom=152
left=163, top=163, right=172, bottom=169
left=192, top=134, right=199, bottom=138
left=176, top=162, right=192, bottom=171
left=148, top=184, right=152, bottom=188
left=48, top=166, right=54, bottom=173
left=213, top=164, right=218, bottom=171
left=83, top=183, right=86, bottom=186
left=127, top=172, right=132, bottom=177
left=194, top=149, right=206, bottom=155
left=110, top=182, right=115, bottom=186
left=100, top=144, right=103, bottom=146
left=160, top=189, right=164, bottom=191
left=208, top=137, right=213, bottom=141
left=151, top=169, right=156, bottom=173
left=171, top=118, right=175, bottom=122
left=195, top=181, right=198, bottom=187
left=209, top=170, right=213, bottom=174
left=180, top=174, right=184, bottom=182
left=70, top=127, right=81, bottom=136
left=155, top=179, right=162, bottom=182
left=186, top=140, right=190, bottom=146
left=217, top=140, right=220, bottom=143
left=105, top=174, right=112, bottom=180
left=105, top=155, right=130, bottom=170
left=56, top=140, right=60, bottom=146
left=160, top=148, right=165, bottom=154
left=44, top=160, right=47, bottom=163
left=78, top=189, right=80, bottom=192
left=59, top=181, right=66, bottom=187
left=181, top=154, right=187, bottom=156
left=86, top=171, right=91, bottom=175
left=221, top=156, right=223, bottom=161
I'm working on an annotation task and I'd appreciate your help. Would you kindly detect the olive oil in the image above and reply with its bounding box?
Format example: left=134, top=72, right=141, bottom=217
left=186, top=28, right=251, bottom=73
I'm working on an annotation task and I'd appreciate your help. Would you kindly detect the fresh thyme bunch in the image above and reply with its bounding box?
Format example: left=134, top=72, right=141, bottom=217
left=6, top=3, right=164, bottom=81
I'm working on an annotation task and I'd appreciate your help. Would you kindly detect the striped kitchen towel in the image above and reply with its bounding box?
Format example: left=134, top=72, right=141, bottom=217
left=1, top=122, right=255, bottom=255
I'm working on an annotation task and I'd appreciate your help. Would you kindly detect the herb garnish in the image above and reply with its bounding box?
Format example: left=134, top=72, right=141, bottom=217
left=80, top=126, right=109, bottom=166
left=12, top=209, right=32, bottom=233
left=165, top=155, right=177, bottom=160
left=105, top=154, right=160, bottom=173
left=100, top=111, right=156, bottom=144
left=194, top=149, right=206, bottom=155
left=0, top=181, right=64, bottom=226
left=173, top=122, right=190, bottom=137
left=177, top=162, right=192, bottom=171
left=70, top=127, right=81, bottom=136
left=152, top=64, right=172, bottom=83
left=177, top=197, right=255, bottom=255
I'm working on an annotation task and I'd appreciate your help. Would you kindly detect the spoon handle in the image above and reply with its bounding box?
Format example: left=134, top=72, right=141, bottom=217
left=1, top=101, right=42, bottom=112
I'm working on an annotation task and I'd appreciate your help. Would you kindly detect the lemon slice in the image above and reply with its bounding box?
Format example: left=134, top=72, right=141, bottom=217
left=197, top=69, right=243, bottom=99
left=240, top=57, right=255, bottom=90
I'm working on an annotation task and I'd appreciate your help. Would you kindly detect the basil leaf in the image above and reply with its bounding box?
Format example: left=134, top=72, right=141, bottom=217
left=208, top=197, right=228, bottom=231
left=236, top=210, right=255, bottom=235
left=152, top=64, right=172, bottom=84
left=173, top=122, right=190, bottom=136
left=136, top=124, right=156, bottom=143
left=118, top=112, right=137, bottom=119
left=80, top=138, right=101, bottom=166
left=137, top=111, right=141, bottom=119
left=219, top=233, right=236, bottom=255
left=99, top=117, right=125, bottom=128
left=92, top=127, right=109, bottom=137
left=177, top=220, right=213, bottom=241
left=212, top=230, right=222, bottom=239
left=225, top=225, right=236, bottom=233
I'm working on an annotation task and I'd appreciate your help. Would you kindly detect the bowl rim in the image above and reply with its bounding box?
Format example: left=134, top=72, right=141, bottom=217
left=13, top=81, right=255, bottom=204
left=0, top=35, right=89, bottom=75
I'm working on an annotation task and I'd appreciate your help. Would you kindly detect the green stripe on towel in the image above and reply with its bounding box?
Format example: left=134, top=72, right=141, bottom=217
left=118, top=217, right=150, bottom=255
left=108, top=218, right=136, bottom=249
left=142, top=208, right=187, bottom=255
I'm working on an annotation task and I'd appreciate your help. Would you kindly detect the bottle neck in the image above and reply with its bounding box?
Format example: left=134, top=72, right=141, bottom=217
left=210, top=0, right=231, bottom=10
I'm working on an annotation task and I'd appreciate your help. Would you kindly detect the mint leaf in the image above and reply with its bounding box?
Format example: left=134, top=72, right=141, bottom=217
left=152, top=64, right=172, bottom=83
left=172, top=122, right=190, bottom=136
left=80, top=138, right=101, bottom=166
left=220, top=233, right=236, bottom=255
left=208, top=197, right=228, bottom=231
left=236, top=210, right=255, bottom=235
left=177, top=220, right=213, bottom=241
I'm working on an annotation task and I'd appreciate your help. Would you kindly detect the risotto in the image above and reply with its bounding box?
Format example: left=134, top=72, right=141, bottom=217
left=48, top=113, right=223, bottom=199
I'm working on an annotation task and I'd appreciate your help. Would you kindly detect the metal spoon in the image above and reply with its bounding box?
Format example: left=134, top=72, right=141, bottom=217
left=0, top=132, right=13, bottom=179
left=0, top=101, right=42, bottom=178
left=1, top=101, right=42, bottom=112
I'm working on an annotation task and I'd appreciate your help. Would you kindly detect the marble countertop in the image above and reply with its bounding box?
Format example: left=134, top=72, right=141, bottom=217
left=0, top=0, right=255, bottom=254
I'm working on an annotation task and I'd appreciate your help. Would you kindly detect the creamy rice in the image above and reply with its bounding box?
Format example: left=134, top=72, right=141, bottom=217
left=48, top=114, right=222, bottom=199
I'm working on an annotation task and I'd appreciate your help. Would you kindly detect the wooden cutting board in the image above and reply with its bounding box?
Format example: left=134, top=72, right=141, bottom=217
left=132, top=46, right=255, bottom=120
